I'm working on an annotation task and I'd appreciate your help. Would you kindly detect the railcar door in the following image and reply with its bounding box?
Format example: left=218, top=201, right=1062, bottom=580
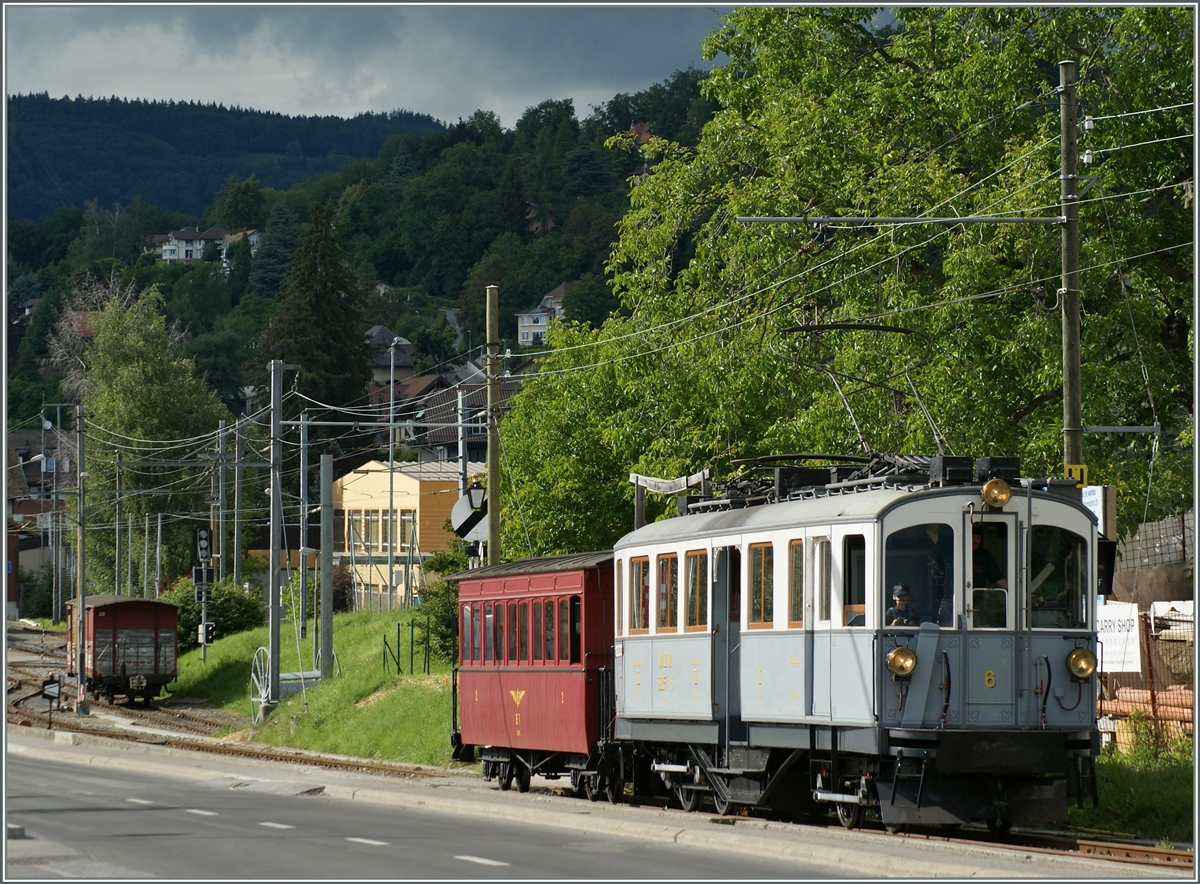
left=712, top=546, right=744, bottom=742
left=962, top=513, right=1018, bottom=727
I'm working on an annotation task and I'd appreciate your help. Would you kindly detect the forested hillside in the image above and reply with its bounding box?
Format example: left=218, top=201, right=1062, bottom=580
left=7, top=93, right=444, bottom=220
left=6, top=69, right=717, bottom=422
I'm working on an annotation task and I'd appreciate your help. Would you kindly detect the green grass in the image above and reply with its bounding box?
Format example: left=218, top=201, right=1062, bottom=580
left=167, top=607, right=459, bottom=767
left=1067, top=720, right=1194, bottom=846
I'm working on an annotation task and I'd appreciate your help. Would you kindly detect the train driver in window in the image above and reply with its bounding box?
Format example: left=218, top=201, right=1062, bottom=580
left=886, top=585, right=917, bottom=626
left=971, top=525, right=1007, bottom=589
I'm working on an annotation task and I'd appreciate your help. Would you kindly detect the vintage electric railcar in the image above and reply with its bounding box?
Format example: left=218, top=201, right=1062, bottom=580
left=66, top=595, right=179, bottom=703
left=453, top=455, right=1105, bottom=831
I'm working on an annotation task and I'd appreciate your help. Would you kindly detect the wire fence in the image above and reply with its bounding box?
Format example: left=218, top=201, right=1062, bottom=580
left=1116, top=510, right=1194, bottom=572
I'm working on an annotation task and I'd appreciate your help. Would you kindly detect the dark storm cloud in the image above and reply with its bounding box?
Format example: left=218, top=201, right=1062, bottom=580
left=5, top=6, right=729, bottom=125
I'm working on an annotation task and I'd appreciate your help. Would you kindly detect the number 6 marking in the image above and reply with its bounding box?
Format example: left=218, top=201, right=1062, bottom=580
left=984, top=670, right=996, bottom=689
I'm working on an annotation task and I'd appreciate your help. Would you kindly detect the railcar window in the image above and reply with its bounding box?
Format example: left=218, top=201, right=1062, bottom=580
left=544, top=600, right=556, bottom=661
left=1029, top=526, right=1088, bottom=629
left=657, top=554, right=679, bottom=631
left=472, top=605, right=482, bottom=662
left=630, top=558, right=650, bottom=633
left=461, top=605, right=472, bottom=664
left=749, top=543, right=774, bottom=627
left=971, top=522, right=1009, bottom=629
left=685, top=551, right=708, bottom=630
left=519, top=602, right=529, bottom=661
left=813, top=538, right=832, bottom=622
left=507, top=602, right=518, bottom=661
left=484, top=603, right=494, bottom=662
left=788, top=540, right=804, bottom=627
left=843, top=535, right=866, bottom=627
left=570, top=596, right=582, bottom=663
left=884, top=523, right=954, bottom=627
left=495, top=603, right=506, bottom=663
left=559, top=598, right=570, bottom=661
left=533, top=599, right=544, bottom=661
left=616, top=560, right=623, bottom=636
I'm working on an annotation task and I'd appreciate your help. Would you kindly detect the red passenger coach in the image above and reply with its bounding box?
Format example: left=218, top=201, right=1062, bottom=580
left=451, top=552, right=614, bottom=794
left=66, top=595, right=178, bottom=703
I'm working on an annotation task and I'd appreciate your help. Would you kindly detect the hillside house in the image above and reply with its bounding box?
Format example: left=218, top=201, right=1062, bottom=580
left=144, top=225, right=229, bottom=263
left=516, top=282, right=572, bottom=348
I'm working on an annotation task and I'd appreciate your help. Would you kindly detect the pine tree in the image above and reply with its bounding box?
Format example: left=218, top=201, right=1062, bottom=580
left=249, top=201, right=303, bottom=299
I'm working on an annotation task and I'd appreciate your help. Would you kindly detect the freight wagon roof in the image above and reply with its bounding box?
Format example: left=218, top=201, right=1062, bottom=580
left=447, top=550, right=613, bottom=583
left=615, top=485, right=923, bottom=551
left=66, top=595, right=179, bottom=608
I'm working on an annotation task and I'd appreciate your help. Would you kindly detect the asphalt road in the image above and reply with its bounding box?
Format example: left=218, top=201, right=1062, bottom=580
left=6, top=728, right=1184, bottom=880
left=6, top=746, right=843, bottom=879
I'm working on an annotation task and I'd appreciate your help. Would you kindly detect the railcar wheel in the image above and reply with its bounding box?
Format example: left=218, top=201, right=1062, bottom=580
left=498, top=763, right=514, bottom=791
left=675, top=785, right=701, bottom=813
left=514, top=763, right=531, bottom=793
left=586, top=775, right=604, bottom=801
left=605, top=776, right=623, bottom=805
left=985, top=817, right=1012, bottom=835
left=570, top=770, right=587, bottom=798
left=883, top=819, right=905, bottom=834
left=836, top=802, right=864, bottom=830
left=712, top=791, right=736, bottom=817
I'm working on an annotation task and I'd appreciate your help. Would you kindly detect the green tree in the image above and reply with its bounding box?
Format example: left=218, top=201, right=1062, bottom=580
left=500, top=7, right=1193, bottom=553
left=250, top=201, right=304, bottom=299
left=217, top=175, right=268, bottom=231
left=260, top=201, right=371, bottom=409
left=161, top=578, right=265, bottom=653
left=76, top=282, right=232, bottom=590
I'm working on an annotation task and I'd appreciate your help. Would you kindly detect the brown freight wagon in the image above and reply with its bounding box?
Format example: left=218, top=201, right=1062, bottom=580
left=66, top=596, right=178, bottom=703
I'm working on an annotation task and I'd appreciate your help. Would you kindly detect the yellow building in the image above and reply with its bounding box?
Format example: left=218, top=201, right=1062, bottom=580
left=333, top=460, right=483, bottom=610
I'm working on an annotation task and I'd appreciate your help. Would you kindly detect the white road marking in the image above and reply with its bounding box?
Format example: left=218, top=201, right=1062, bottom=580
left=260, top=822, right=295, bottom=829
left=126, top=798, right=153, bottom=805
left=346, top=837, right=389, bottom=846
left=455, top=856, right=510, bottom=867
left=185, top=809, right=218, bottom=816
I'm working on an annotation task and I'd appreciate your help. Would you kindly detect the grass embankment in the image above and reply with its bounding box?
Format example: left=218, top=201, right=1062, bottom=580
left=167, top=608, right=458, bottom=767
left=1067, top=720, right=1194, bottom=847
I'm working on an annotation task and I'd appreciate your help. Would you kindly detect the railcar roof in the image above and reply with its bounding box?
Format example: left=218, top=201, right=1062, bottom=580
left=447, top=550, right=614, bottom=583
left=614, top=485, right=926, bottom=550
left=65, top=595, right=179, bottom=608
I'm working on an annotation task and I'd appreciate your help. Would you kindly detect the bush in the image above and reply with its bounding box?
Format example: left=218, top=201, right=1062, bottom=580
left=333, top=563, right=353, bottom=613
left=418, top=541, right=469, bottom=661
left=17, top=566, right=53, bottom=620
left=161, top=578, right=265, bottom=652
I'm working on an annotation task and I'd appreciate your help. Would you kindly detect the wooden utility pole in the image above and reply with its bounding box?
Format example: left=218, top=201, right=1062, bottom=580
left=1059, top=60, right=1084, bottom=483
left=75, top=405, right=87, bottom=711
left=486, top=285, right=501, bottom=565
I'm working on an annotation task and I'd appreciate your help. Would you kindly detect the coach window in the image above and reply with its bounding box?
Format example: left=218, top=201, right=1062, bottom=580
left=884, top=523, right=954, bottom=628
left=569, top=596, right=582, bottom=663
left=484, top=603, right=494, bottom=662
left=685, top=551, right=708, bottom=631
left=843, top=535, right=866, bottom=627
left=518, top=602, right=529, bottom=661
left=544, top=600, right=556, bottom=661
left=630, top=558, right=650, bottom=634
left=461, top=605, right=473, bottom=664
left=558, top=598, right=570, bottom=662
left=533, top=598, right=544, bottom=661
left=472, top=605, right=482, bottom=662
left=748, top=543, right=774, bottom=628
left=788, top=540, right=804, bottom=628
left=507, top=602, right=518, bottom=662
left=1028, top=525, right=1087, bottom=629
left=657, top=554, right=679, bottom=632
left=494, top=602, right=506, bottom=663
left=813, top=537, right=832, bottom=624
left=615, top=560, right=624, bottom=636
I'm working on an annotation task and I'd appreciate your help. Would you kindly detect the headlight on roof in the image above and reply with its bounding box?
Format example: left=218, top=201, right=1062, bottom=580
left=886, top=646, right=918, bottom=678
left=1066, top=648, right=1097, bottom=680
left=981, top=478, right=1012, bottom=508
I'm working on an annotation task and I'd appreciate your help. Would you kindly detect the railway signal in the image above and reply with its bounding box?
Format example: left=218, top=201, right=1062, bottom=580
left=195, top=526, right=213, bottom=563
left=199, top=621, right=216, bottom=646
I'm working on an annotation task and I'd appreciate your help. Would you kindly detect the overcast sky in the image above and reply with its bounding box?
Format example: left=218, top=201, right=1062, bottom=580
left=4, top=5, right=730, bottom=128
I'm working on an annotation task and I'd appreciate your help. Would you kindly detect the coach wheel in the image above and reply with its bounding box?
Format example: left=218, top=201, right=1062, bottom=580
left=585, top=775, right=603, bottom=802
left=675, top=784, right=701, bottom=813
left=498, top=763, right=514, bottom=791
left=605, top=776, right=623, bottom=805
left=985, top=817, right=1012, bottom=835
left=712, top=790, right=736, bottom=817
left=836, top=802, right=864, bottom=830
left=514, top=762, right=531, bottom=794
left=883, top=819, right=905, bottom=834
left=570, top=770, right=588, bottom=798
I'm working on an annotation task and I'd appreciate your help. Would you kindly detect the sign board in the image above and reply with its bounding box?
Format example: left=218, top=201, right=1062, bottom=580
left=192, top=566, right=214, bottom=586
left=450, top=493, right=488, bottom=542
left=41, top=678, right=61, bottom=700
left=1081, top=485, right=1117, bottom=538
left=1097, top=601, right=1141, bottom=672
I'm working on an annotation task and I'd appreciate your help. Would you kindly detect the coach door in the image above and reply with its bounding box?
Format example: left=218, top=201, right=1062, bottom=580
left=712, top=546, right=744, bottom=742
